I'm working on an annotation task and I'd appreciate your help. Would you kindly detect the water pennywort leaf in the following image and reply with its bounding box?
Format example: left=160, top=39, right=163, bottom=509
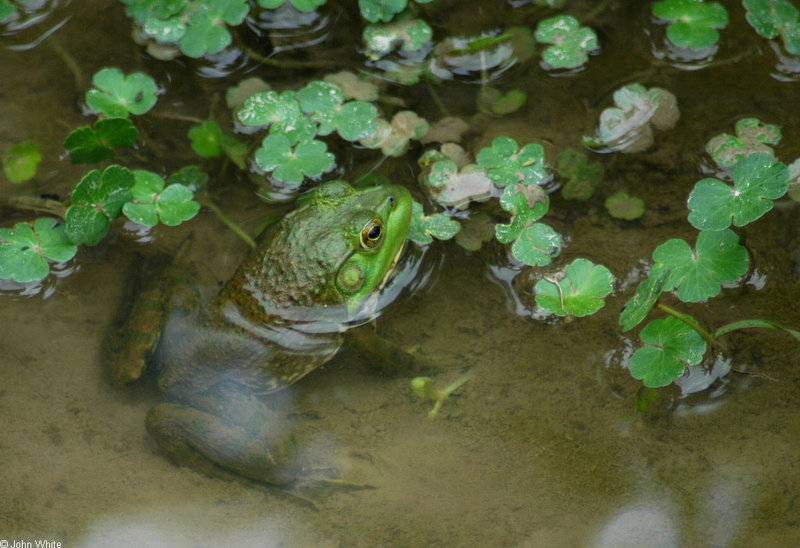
left=2, top=141, right=42, bottom=183
left=0, top=219, right=77, bottom=282
left=688, top=152, right=789, bottom=230
left=534, top=14, right=599, bottom=69
left=630, top=316, right=706, bottom=387
left=534, top=258, right=614, bottom=317
left=123, top=170, right=200, bottom=227
left=652, top=229, right=749, bottom=303
left=408, top=200, right=460, bottom=245
left=476, top=137, right=546, bottom=187
left=652, top=0, right=729, bottom=50
left=85, top=68, right=158, bottom=118
left=65, top=165, right=134, bottom=245
left=63, top=117, right=139, bottom=164
left=705, top=117, right=781, bottom=168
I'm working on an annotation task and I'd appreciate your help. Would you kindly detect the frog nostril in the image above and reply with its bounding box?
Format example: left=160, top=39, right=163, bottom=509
left=389, top=196, right=396, bottom=207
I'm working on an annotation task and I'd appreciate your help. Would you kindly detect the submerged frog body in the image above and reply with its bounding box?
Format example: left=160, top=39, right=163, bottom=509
left=113, top=180, right=413, bottom=485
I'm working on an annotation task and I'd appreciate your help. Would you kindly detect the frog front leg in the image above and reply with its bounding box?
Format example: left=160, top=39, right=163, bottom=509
left=146, top=382, right=299, bottom=486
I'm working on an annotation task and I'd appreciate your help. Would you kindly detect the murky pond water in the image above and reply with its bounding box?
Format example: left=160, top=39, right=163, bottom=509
left=1, top=1, right=799, bottom=546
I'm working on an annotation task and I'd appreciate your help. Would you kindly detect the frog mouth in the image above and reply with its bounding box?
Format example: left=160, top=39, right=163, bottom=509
left=378, top=239, right=407, bottom=292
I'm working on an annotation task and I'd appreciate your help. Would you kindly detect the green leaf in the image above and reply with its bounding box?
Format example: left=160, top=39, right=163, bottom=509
left=605, top=191, right=645, bottom=220
left=62, top=118, right=139, bottom=164
left=361, top=111, right=429, bottom=157
left=359, top=0, right=407, bottom=23
left=408, top=200, right=460, bottom=245
left=509, top=223, right=562, bottom=266
left=85, top=68, right=158, bottom=118
left=652, top=229, right=749, bottom=303
left=0, top=1, right=17, bottom=22
left=476, top=137, right=546, bottom=187
left=534, top=259, right=614, bottom=317
left=188, top=120, right=224, bottom=157
left=534, top=14, right=599, bottom=69
left=167, top=165, right=208, bottom=192
left=494, top=184, right=549, bottom=244
left=0, top=219, right=77, bottom=282
left=630, top=316, right=706, bottom=387
left=743, top=0, right=799, bottom=39
left=237, top=90, right=304, bottom=130
left=177, top=0, right=248, bottom=57
left=2, top=141, right=42, bottom=183
left=619, top=267, right=671, bottom=332
left=254, top=134, right=335, bottom=185
left=297, top=82, right=379, bottom=141
left=705, top=117, right=782, bottom=168
left=66, top=165, right=134, bottom=245
left=652, top=0, right=729, bottom=50
left=557, top=148, right=604, bottom=200
left=187, top=119, right=248, bottom=166
left=122, top=170, right=199, bottom=227
left=363, top=17, right=433, bottom=57
left=714, top=318, right=800, bottom=342
left=688, top=153, right=789, bottom=230
left=477, top=87, right=527, bottom=116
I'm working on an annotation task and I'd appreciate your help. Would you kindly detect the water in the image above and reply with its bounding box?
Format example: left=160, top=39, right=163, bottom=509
left=1, top=1, right=799, bottom=545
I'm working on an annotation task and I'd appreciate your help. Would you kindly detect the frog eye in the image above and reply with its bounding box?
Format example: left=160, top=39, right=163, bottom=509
left=360, top=219, right=383, bottom=249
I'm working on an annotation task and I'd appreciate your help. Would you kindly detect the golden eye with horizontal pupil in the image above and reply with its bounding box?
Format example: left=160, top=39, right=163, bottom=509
left=360, top=219, right=383, bottom=249
left=337, top=263, right=364, bottom=292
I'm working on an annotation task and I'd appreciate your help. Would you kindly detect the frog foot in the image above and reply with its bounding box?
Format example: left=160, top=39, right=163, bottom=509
left=145, top=396, right=299, bottom=486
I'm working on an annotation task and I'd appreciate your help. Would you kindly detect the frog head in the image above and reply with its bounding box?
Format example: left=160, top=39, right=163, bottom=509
left=235, top=180, right=412, bottom=312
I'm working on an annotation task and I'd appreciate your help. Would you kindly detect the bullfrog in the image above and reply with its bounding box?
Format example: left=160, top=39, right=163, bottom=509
left=112, top=180, right=414, bottom=485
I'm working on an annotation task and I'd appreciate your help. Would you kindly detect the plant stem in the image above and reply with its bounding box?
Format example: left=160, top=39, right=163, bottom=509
left=1, top=196, right=67, bottom=219
left=47, top=36, right=82, bottom=94
left=237, top=41, right=342, bottom=69
left=656, top=302, right=718, bottom=349
left=425, top=80, right=450, bottom=117
left=196, top=196, right=256, bottom=249
left=583, top=0, right=614, bottom=24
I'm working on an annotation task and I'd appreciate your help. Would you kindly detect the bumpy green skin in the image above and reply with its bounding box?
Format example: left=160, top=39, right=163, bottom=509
left=137, top=181, right=411, bottom=485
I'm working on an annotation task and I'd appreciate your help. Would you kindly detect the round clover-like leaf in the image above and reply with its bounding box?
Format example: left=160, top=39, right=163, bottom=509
left=743, top=0, right=799, bottom=39
left=630, top=316, right=706, bottom=387
left=534, top=259, right=614, bottom=317
left=178, top=0, right=248, bottom=57
left=359, top=0, right=407, bottom=23
left=605, top=191, right=645, bottom=220
left=123, top=170, right=200, bottom=227
left=254, top=134, right=335, bottom=185
left=495, top=184, right=549, bottom=244
left=85, top=68, right=158, bottom=118
left=238, top=90, right=303, bottom=129
left=534, top=14, right=599, bottom=69
left=476, top=137, right=546, bottom=187
left=688, top=152, right=789, bottom=231
left=2, top=141, right=41, bottom=183
left=363, top=17, right=433, bottom=57
left=509, top=222, right=562, bottom=266
left=0, top=219, right=77, bottom=282
left=594, top=84, right=679, bottom=153
left=408, top=200, right=461, bottom=245
left=652, top=0, right=729, bottom=50
left=652, top=229, right=749, bottom=303
left=705, top=117, right=781, bottom=168
left=63, top=117, right=139, bottom=164
left=557, top=148, right=604, bottom=200
left=188, top=121, right=223, bottom=157
left=66, top=165, right=134, bottom=245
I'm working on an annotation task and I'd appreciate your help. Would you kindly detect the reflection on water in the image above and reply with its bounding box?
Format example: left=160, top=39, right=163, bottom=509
left=1, top=0, right=799, bottom=546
